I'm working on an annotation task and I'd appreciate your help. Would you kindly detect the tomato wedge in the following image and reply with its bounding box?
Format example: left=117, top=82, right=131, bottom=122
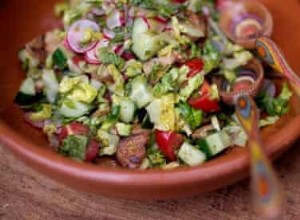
left=188, top=81, right=220, bottom=112
left=58, top=122, right=90, bottom=140
left=185, top=58, right=204, bottom=78
left=85, top=139, right=100, bottom=162
left=155, top=130, right=184, bottom=161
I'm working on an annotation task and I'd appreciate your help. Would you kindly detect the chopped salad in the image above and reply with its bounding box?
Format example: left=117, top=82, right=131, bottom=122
left=15, top=0, right=292, bottom=169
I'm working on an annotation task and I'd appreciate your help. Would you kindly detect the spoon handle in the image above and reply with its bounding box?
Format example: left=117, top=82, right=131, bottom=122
left=235, top=95, right=283, bottom=219
left=256, top=36, right=300, bottom=97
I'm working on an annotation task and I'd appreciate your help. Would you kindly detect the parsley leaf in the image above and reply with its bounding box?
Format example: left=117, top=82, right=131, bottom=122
left=178, top=102, right=203, bottom=130
left=256, top=83, right=293, bottom=116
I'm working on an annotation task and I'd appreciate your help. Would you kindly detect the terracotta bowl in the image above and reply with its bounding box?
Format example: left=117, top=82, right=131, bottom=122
left=0, top=0, right=300, bottom=200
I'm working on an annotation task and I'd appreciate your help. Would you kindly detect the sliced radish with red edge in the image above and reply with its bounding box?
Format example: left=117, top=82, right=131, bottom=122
left=67, top=19, right=100, bottom=53
left=106, top=9, right=125, bottom=30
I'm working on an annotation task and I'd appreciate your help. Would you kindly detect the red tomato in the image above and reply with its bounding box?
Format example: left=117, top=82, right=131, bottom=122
left=185, top=58, right=204, bottom=77
left=72, top=55, right=84, bottom=66
left=155, top=130, right=184, bottom=161
left=188, top=81, right=220, bottom=112
left=85, top=139, right=100, bottom=162
left=58, top=122, right=90, bottom=140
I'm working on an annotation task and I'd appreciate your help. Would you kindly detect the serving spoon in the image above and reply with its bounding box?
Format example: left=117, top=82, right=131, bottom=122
left=235, top=95, right=283, bottom=219
left=219, top=0, right=300, bottom=99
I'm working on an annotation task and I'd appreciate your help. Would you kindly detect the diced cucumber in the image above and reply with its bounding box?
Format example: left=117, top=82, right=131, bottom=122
left=97, top=130, right=120, bottom=156
left=19, top=77, right=35, bottom=96
left=129, top=76, right=153, bottom=108
left=178, top=142, right=206, bottom=166
left=198, top=131, right=231, bottom=157
left=132, top=18, right=164, bottom=61
left=15, top=92, right=43, bottom=106
left=119, top=98, right=136, bottom=123
left=59, top=99, right=90, bottom=118
left=116, top=122, right=132, bottom=136
left=15, top=77, right=43, bottom=106
left=42, top=70, right=59, bottom=103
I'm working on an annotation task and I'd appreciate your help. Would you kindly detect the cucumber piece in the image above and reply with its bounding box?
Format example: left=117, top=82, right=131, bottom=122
left=129, top=76, right=153, bottom=108
left=116, top=122, right=132, bottom=136
left=178, top=142, right=206, bottom=166
left=59, top=99, right=90, bottom=118
left=19, top=77, right=35, bottom=96
left=119, top=98, right=135, bottom=123
left=198, top=131, right=231, bottom=157
left=132, top=18, right=164, bottom=61
left=14, top=92, right=44, bottom=106
left=15, top=77, right=44, bottom=106
left=42, top=70, right=59, bottom=103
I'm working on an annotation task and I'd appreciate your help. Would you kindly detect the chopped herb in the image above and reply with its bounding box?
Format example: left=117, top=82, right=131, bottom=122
left=59, top=135, right=89, bottom=161
left=53, top=48, right=67, bottom=70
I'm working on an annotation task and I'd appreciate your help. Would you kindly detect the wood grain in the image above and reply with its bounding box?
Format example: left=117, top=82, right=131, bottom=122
left=0, top=141, right=300, bottom=220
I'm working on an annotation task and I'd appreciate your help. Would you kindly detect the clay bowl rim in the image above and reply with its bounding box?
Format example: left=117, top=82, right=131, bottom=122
left=1, top=109, right=300, bottom=188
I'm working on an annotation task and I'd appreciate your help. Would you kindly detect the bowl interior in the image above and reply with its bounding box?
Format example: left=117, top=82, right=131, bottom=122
left=0, top=0, right=300, bottom=199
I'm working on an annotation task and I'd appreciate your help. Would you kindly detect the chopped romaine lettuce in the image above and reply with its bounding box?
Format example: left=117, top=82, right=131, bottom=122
left=203, top=40, right=222, bottom=73
left=67, top=82, right=98, bottom=103
left=146, top=93, right=176, bottom=131
left=153, top=68, right=179, bottom=97
left=29, top=104, right=52, bottom=122
left=97, top=130, right=120, bottom=156
left=222, top=51, right=253, bottom=70
left=178, top=102, right=203, bottom=130
left=259, top=116, right=280, bottom=127
left=179, top=74, right=204, bottom=101
left=256, top=83, right=292, bottom=116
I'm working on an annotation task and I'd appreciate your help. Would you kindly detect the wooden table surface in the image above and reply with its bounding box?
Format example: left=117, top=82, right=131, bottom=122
left=0, top=141, right=300, bottom=220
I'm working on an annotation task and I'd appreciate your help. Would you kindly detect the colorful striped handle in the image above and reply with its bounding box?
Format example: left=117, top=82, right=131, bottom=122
left=256, top=36, right=300, bottom=98
left=235, top=95, right=283, bottom=219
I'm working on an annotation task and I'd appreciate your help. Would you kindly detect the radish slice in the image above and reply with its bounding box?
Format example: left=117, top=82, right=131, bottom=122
left=92, top=8, right=105, bottom=16
left=140, top=16, right=151, bottom=29
left=106, top=9, right=125, bottom=30
left=63, top=38, right=73, bottom=52
left=67, top=19, right=100, bottom=53
left=148, top=18, right=167, bottom=32
left=121, top=51, right=135, bottom=61
left=113, top=44, right=125, bottom=56
left=128, top=7, right=135, bottom=18
left=85, top=46, right=101, bottom=64
left=103, top=28, right=116, bottom=39
left=85, top=39, right=110, bottom=64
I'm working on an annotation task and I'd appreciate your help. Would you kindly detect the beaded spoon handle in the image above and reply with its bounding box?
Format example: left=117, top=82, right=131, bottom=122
left=256, top=36, right=300, bottom=98
left=235, top=95, right=283, bottom=219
